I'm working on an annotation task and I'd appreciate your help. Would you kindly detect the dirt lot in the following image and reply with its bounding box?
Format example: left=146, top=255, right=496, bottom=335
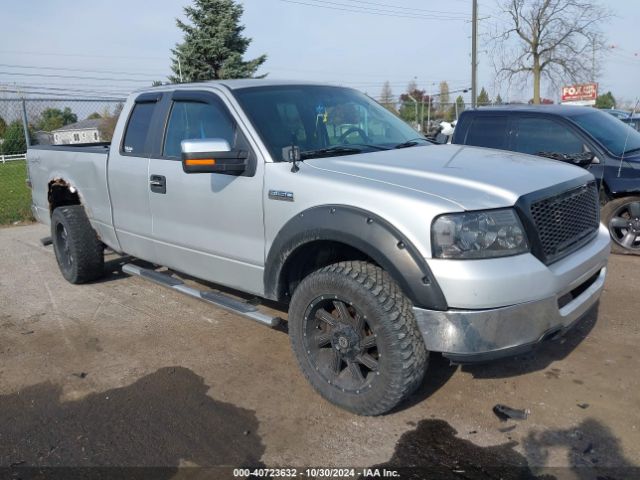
left=0, top=224, right=638, bottom=479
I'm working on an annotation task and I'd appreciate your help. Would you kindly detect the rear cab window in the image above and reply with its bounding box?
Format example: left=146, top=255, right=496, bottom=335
left=463, top=115, right=509, bottom=149
left=121, top=93, right=161, bottom=156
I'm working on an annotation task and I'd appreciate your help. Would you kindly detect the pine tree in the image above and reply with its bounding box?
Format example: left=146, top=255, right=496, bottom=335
left=169, top=0, right=267, bottom=83
left=380, top=81, right=396, bottom=112
left=477, top=87, right=491, bottom=106
left=495, top=94, right=504, bottom=105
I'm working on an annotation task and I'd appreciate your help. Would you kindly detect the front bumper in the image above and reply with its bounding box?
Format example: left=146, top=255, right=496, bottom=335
left=414, top=227, right=610, bottom=363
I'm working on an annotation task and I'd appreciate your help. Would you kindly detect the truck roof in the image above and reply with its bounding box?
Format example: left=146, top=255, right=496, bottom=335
left=467, top=105, right=597, bottom=116
left=132, top=79, right=341, bottom=95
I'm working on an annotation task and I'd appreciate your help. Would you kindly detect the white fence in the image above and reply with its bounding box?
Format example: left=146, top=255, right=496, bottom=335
left=0, top=154, right=26, bottom=164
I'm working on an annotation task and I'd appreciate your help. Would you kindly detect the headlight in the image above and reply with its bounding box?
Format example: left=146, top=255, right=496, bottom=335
left=431, top=208, right=529, bottom=259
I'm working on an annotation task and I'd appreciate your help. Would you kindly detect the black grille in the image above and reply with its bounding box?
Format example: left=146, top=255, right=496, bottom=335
left=530, top=182, right=599, bottom=263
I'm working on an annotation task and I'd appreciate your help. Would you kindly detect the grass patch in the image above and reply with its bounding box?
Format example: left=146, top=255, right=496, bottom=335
left=0, top=160, right=34, bottom=224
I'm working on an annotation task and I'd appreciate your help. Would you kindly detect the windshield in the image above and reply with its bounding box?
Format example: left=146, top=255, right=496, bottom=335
left=568, top=109, right=640, bottom=157
left=233, top=85, right=426, bottom=161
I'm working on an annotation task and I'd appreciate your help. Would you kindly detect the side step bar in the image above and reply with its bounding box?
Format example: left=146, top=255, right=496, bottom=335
left=122, top=263, right=281, bottom=328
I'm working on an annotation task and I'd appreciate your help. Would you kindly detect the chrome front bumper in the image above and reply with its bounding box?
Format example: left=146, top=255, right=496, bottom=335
left=414, top=266, right=607, bottom=363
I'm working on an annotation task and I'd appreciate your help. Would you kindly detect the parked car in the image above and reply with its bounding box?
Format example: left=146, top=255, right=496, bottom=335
left=429, top=120, right=456, bottom=144
left=27, top=82, right=609, bottom=415
left=603, top=108, right=633, bottom=120
left=622, top=116, right=640, bottom=132
left=453, top=105, right=640, bottom=254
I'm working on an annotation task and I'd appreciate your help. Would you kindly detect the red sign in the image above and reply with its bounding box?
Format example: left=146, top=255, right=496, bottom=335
left=562, top=83, right=598, bottom=103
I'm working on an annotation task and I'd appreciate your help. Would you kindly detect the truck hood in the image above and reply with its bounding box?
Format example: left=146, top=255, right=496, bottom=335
left=305, top=144, right=594, bottom=210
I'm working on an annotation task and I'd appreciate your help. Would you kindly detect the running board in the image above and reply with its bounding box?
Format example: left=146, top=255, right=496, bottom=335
left=122, top=263, right=281, bottom=328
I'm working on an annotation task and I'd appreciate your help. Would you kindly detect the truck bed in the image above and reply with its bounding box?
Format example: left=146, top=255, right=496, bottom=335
left=29, top=142, right=110, bottom=154
left=27, top=143, right=113, bottom=238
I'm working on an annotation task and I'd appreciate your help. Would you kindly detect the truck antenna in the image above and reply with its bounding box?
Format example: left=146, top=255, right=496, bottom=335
left=617, top=98, right=640, bottom=178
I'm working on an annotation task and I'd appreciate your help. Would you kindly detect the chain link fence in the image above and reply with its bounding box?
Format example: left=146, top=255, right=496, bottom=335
left=0, top=97, right=125, bottom=224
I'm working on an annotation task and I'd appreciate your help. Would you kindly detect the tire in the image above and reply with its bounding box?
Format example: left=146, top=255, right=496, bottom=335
left=601, top=196, right=640, bottom=255
left=51, top=205, right=105, bottom=284
left=288, top=261, right=428, bottom=416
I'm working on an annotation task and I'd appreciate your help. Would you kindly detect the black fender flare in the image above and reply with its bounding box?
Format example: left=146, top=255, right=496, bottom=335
left=264, top=205, right=447, bottom=310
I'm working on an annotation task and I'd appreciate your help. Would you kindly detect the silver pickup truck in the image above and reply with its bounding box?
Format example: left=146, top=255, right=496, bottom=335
left=27, top=80, right=610, bottom=415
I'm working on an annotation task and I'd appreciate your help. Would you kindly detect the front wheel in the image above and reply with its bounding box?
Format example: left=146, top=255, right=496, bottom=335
left=602, top=196, right=640, bottom=255
left=288, top=261, right=428, bottom=416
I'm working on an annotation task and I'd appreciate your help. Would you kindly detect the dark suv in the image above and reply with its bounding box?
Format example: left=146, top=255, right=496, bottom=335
left=452, top=105, right=640, bottom=254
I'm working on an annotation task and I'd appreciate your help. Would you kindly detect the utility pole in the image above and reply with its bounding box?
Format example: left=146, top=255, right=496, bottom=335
left=178, top=58, right=184, bottom=83
left=471, top=0, right=478, bottom=109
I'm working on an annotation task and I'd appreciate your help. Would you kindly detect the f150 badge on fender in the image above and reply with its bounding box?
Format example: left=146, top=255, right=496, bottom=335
left=269, top=190, right=294, bottom=202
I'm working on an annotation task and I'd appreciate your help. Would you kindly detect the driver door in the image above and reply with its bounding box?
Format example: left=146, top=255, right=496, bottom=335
left=148, top=90, right=265, bottom=295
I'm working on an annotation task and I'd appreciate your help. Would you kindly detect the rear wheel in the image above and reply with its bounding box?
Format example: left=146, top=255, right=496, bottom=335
left=288, top=261, right=428, bottom=416
left=602, top=196, right=640, bottom=255
left=51, top=205, right=104, bottom=284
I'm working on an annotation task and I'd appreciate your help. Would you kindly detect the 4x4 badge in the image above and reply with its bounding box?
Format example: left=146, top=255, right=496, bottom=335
left=268, top=190, right=294, bottom=202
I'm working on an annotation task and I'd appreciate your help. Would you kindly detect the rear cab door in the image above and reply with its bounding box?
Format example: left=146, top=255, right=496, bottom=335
left=108, top=92, right=164, bottom=260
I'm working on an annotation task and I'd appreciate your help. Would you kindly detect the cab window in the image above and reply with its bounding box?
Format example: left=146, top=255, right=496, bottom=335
left=513, top=117, right=585, bottom=155
left=464, top=115, right=509, bottom=149
left=122, top=102, right=156, bottom=156
left=163, top=100, right=236, bottom=158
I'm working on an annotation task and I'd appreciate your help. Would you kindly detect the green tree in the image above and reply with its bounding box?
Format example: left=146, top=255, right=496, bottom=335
left=36, top=107, right=77, bottom=132
left=449, top=95, right=466, bottom=120
left=495, top=94, right=504, bottom=105
left=399, top=81, right=432, bottom=128
left=595, top=91, right=616, bottom=109
left=87, top=112, right=102, bottom=120
left=379, top=81, right=396, bottom=112
left=0, top=121, right=32, bottom=155
left=98, top=103, right=124, bottom=142
left=170, top=0, right=267, bottom=82
left=0, top=115, right=7, bottom=138
left=477, top=87, right=491, bottom=106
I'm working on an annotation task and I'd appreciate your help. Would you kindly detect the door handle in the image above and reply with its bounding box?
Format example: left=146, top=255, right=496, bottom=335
left=149, top=174, right=166, bottom=194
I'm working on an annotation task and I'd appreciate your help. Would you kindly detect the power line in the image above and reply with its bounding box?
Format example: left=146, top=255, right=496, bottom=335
left=1, top=83, right=130, bottom=97
left=0, top=50, right=166, bottom=61
left=339, top=0, right=470, bottom=16
left=0, top=88, right=125, bottom=100
left=0, top=71, right=155, bottom=83
left=278, top=0, right=469, bottom=20
left=0, top=63, right=168, bottom=78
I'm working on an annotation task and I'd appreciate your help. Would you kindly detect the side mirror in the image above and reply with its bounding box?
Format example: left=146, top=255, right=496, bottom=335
left=181, top=138, right=248, bottom=175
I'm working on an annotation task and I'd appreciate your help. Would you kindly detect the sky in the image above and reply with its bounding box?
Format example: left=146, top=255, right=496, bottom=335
left=0, top=0, right=638, bottom=106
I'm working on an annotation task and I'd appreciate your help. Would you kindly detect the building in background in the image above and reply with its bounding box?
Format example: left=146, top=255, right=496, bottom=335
left=52, top=119, right=102, bottom=145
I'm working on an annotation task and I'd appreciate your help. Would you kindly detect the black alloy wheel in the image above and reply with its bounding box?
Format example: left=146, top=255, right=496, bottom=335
left=288, top=261, right=428, bottom=415
left=607, top=199, right=640, bottom=252
left=303, top=295, right=379, bottom=393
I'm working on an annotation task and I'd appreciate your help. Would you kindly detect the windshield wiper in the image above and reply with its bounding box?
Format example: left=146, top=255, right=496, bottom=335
left=344, top=143, right=390, bottom=151
left=393, top=138, right=432, bottom=149
left=300, top=146, right=363, bottom=160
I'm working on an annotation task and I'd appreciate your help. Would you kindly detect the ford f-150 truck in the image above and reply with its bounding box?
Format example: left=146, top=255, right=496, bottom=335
left=27, top=81, right=610, bottom=415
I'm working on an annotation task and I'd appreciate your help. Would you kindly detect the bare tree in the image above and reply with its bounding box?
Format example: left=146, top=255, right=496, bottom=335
left=380, top=81, right=396, bottom=112
left=491, top=0, right=610, bottom=104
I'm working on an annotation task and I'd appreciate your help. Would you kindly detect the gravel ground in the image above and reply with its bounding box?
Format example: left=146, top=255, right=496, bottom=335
left=0, top=224, right=638, bottom=479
